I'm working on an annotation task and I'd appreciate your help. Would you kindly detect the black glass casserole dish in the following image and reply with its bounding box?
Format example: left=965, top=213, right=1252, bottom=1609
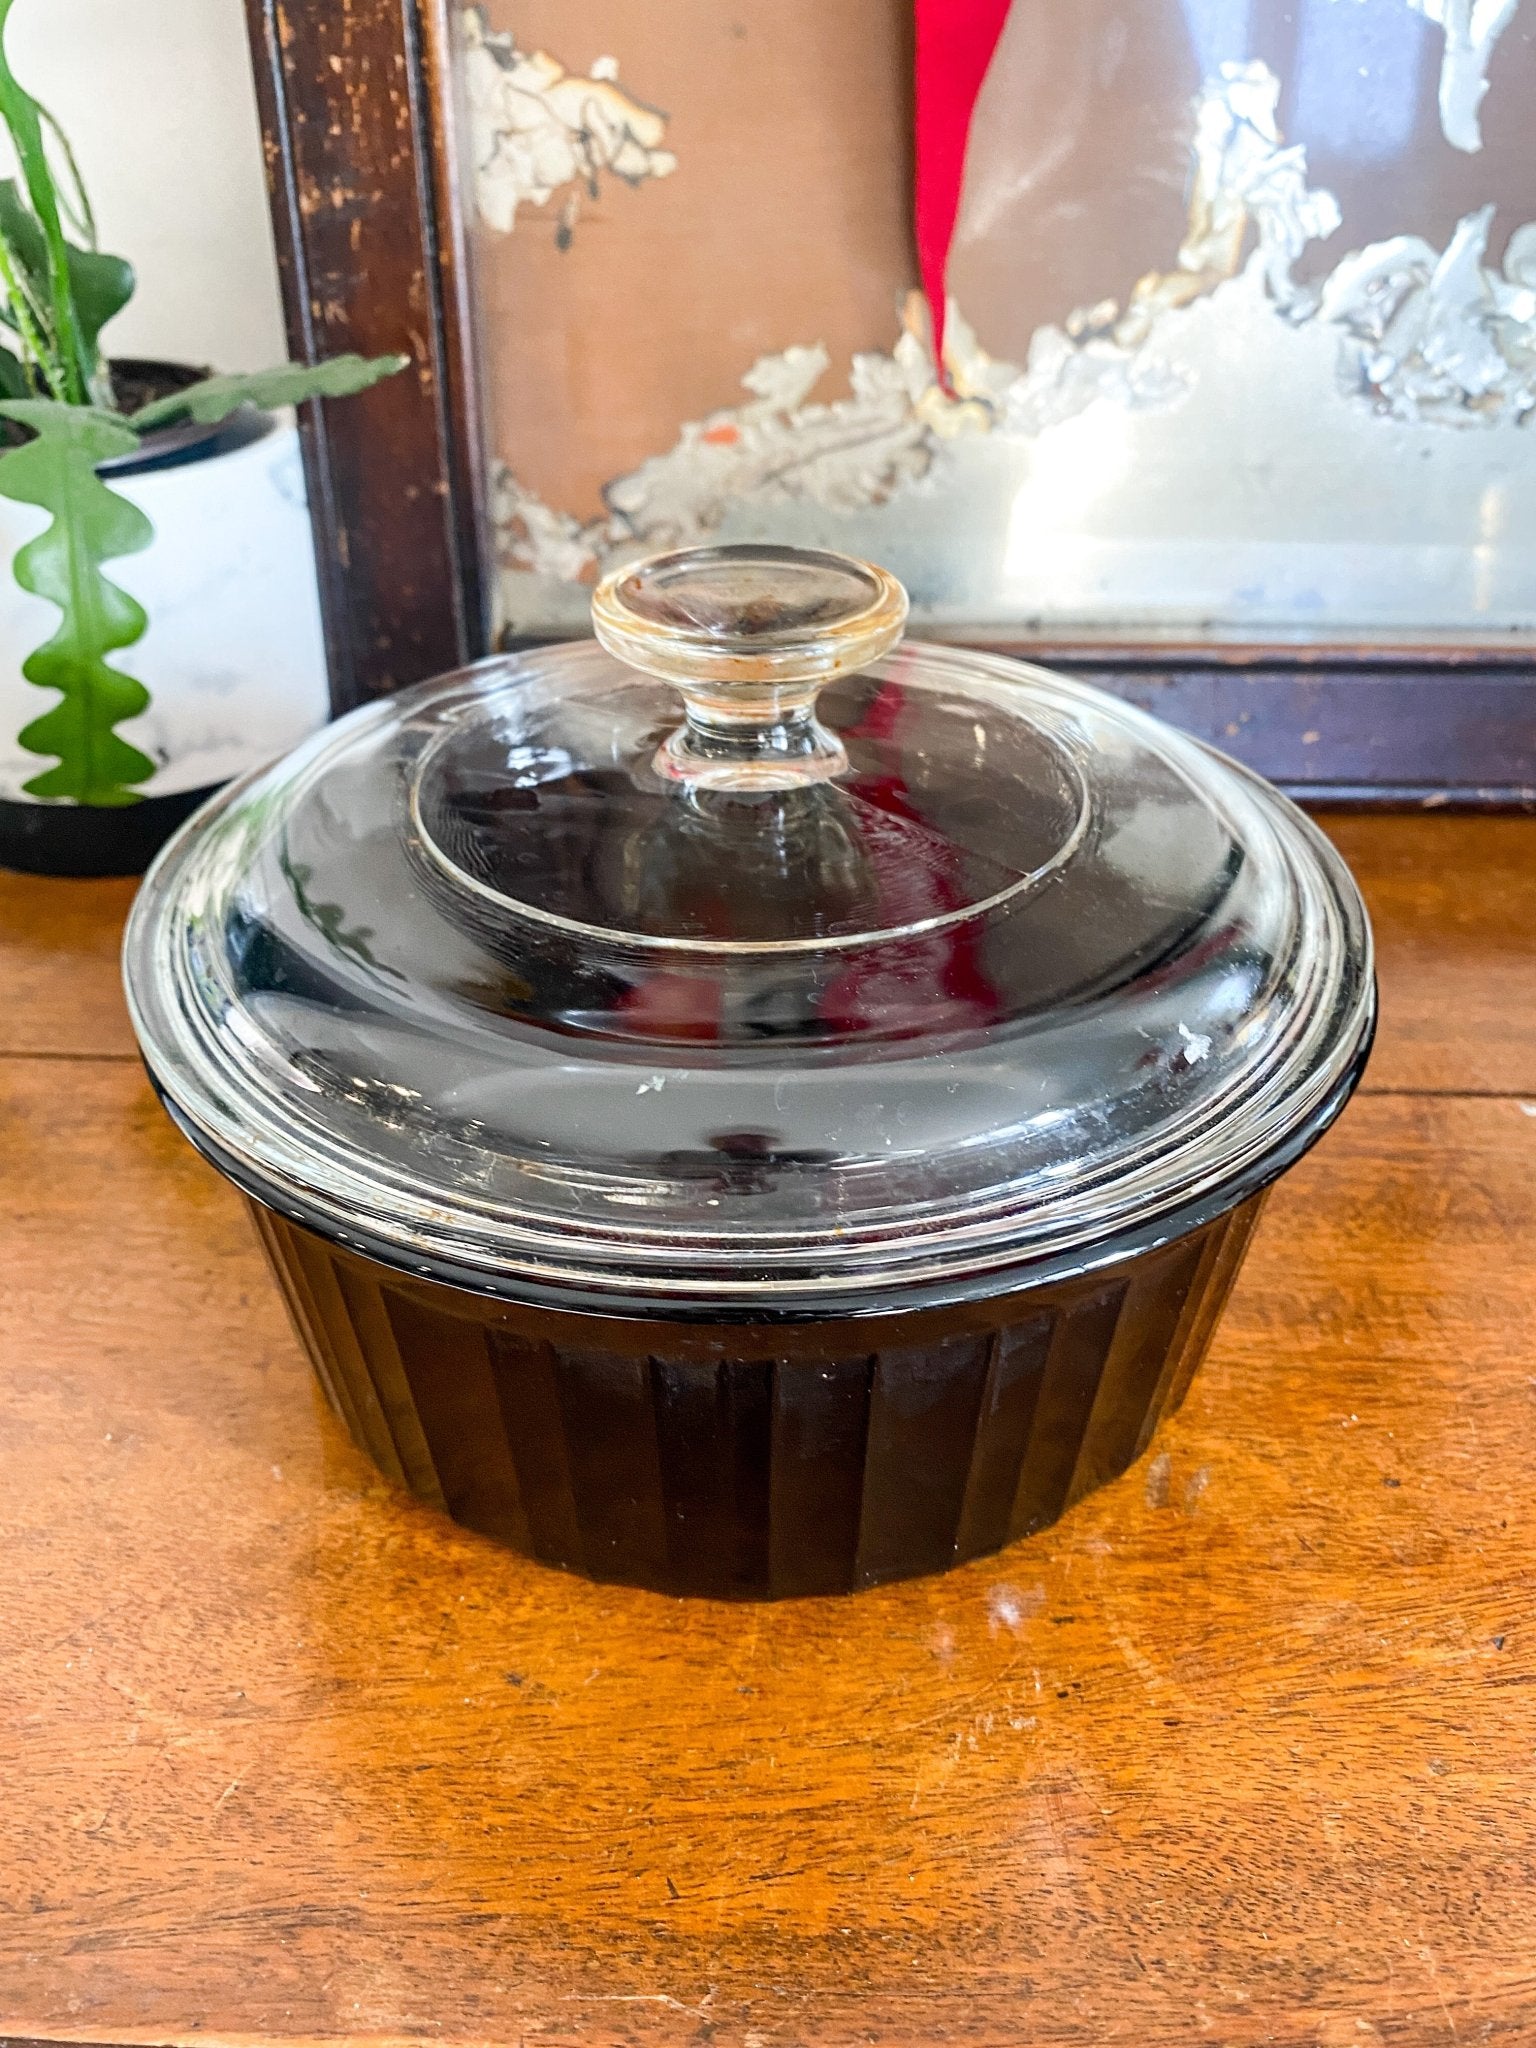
left=124, top=545, right=1374, bottom=1597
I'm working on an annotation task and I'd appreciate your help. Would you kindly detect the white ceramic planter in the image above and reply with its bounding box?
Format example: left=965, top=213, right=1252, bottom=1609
left=0, top=410, right=329, bottom=869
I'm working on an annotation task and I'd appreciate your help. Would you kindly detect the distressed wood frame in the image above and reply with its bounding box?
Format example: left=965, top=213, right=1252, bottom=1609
left=243, top=0, right=488, bottom=712
left=243, top=0, right=1536, bottom=806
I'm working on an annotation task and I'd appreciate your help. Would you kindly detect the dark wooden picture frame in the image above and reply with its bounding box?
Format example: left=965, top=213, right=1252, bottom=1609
left=243, top=0, right=1536, bottom=807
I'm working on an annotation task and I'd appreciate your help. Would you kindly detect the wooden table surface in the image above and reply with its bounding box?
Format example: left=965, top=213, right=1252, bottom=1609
left=1, top=812, right=1534, bottom=2048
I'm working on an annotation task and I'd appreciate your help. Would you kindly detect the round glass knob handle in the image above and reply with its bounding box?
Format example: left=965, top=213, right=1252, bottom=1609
left=592, top=543, right=909, bottom=790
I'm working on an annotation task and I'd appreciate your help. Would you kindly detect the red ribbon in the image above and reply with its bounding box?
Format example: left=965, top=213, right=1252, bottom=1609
left=913, top=0, right=1014, bottom=382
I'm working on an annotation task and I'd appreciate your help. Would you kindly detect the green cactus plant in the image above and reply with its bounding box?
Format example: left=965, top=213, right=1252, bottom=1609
left=0, top=0, right=404, bottom=806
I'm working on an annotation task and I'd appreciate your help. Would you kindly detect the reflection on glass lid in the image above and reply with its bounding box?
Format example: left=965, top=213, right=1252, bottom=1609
left=124, top=543, right=1373, bottom=1313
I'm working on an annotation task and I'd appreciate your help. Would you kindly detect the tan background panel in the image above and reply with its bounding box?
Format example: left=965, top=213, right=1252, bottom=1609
left=474, top=0, right=916, bottom=516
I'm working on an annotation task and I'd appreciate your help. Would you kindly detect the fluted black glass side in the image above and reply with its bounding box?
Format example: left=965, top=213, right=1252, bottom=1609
left=250, top=1199, right=1262, bottom=1598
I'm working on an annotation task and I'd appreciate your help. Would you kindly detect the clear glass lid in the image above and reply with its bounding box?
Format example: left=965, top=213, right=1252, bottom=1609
left=124, top=544, right=1373, bottom=1312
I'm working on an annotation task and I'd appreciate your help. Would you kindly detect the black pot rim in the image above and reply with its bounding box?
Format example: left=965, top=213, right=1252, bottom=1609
left=97, top=357, right=274, bottom=478
left=0, top=358, right=274, bottom=479
left=145, top=994, right=1376, bottom=1327
left=0, top=783, right=226, bottom=879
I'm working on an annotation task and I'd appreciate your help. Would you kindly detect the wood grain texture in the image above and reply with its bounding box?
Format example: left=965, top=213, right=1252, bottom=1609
left=1077, top=661, right=1536, bottom=805
left=0, top=812, right=1534, bottom=2042
left=0, top=1081, right=1531, bottom=2044
left=0, top=871, right=139, bottom=1058
left=1314, top=811, right=1536, bottom=1096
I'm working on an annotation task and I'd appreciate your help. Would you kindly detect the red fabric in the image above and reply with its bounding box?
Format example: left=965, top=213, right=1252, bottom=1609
left=913, top=0, right=1014, bottom=382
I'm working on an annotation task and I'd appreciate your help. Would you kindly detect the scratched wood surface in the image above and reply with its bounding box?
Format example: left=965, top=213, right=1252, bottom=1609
left=0, top=812, right=1533, bottom=2047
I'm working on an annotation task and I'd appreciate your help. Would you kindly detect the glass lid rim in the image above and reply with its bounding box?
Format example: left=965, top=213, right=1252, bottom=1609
left=122, top=634, right=1376, bottom=1307
left=134, top=993, right=1374, bottom=1310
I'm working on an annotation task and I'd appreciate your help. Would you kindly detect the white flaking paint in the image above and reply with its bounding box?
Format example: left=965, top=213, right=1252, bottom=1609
left=977, top=61, right=1341, bottom=435
left=495, top=63, right=1342, bottom=584
left=1323, top=205, right=1536, bottom=425
left=1328, top=0, right=1520, bottom=150
left=1409, top=0, right=1522, bottom=151
left=606, top=337, right=935, bottom=547
left=496, top=328, right=935, bottom=579
left=461, top=6, right=676, bottom=238
left=494, top=58, right=1536, bottom=636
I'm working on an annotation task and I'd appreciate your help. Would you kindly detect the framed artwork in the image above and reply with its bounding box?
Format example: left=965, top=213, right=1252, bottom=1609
left=243, top=0, right=1536, bottom=802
